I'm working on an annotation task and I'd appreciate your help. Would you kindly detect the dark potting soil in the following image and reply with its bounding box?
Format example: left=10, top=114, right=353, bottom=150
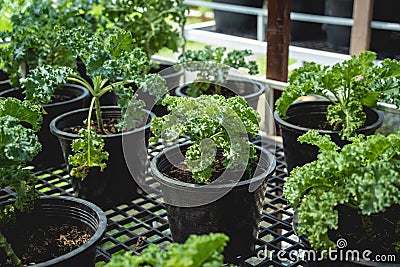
left=64, top=118, right=120, bottom=135
left=204, top=86, right=236, bottom=98
left=183, top=84, right=237, bottom=98
left=163, top=153, right=257, bottom=184
left=63, top=117, right=146, bottom=135
left=1, top=224, right=91, bottom=266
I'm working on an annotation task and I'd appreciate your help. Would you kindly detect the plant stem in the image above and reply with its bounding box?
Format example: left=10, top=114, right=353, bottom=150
left=215, top=84, right=221, bottom=95
left=86, top=97, right=96, bottom=166
left=21, top=61, right=28, bottom=80
left=0, top=231, right=22, bottom=267
left=98, top=80, right=127, bottom=97
left=67, top=75, right=95, bottom=96
left=94, top=97, right=105, bottom=134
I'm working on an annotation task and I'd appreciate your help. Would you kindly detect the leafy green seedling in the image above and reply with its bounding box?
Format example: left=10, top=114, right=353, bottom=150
left=284, top=130, right=400, bottom=251
left=151, top=95, right=260, bottom=184
left=177, top=46, right=259, bottom=97
left=0, top=97, right=42, bottom=266
left=0, top=0, right=102, bottom=86
left=101, top=0, right=188, bottom=59
left=276, top=51, right=400, bottom=139
left=21, top=28, right=168, bottom=179
left=105, top=233, right=231, bottom=267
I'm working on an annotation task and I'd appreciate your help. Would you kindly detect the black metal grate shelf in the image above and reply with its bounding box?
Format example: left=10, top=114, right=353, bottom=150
left=2, top=138, right=306, bottom=267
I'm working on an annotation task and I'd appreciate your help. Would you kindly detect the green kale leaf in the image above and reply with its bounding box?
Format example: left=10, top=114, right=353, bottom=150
left=105, top=233, right=230, bottom=267
left=284, top=130, right=400, bottom=251
left=68, top=128, right=109, bottom=180
left=276, top=51, right=400, bottom=139
left=151, top=95, right=260, bottom=183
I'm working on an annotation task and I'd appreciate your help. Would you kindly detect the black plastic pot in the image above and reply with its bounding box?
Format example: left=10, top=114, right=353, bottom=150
left=213, top=0, right=263, bottom=34
left=50, top=107, right=154, bottom=209
left=151, top=143, right=276, bottom=263
left=0, top=196, right=107, bottom=267
left=0, top=85, right=89, bottom=169
left=291, top=0, right=325, bottom=41
left=175, top=79, right=265, bottom=111
left=0, top=70, right=11, bottom=92
left=274, top=101, right=384, bottom=174
left=293, top=205, right=400, bottom=266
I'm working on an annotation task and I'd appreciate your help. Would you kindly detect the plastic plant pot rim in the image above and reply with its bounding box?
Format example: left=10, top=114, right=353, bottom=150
left=273, top=100, right=384, bottom=135
left=0, top=84, right=89, bottom=108
left=175, top=78, right=266, bottom=100
left=150, top=141, right=276, bottom=190
left=0, top=79, right=10, bottom=85
left=49, top=106, right=155, bottom=139
left=6, top=196, right=107, bottom=267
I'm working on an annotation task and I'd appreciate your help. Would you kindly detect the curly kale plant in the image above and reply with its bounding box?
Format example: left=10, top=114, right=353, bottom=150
left=284, top=130, right=400, bottom=251
left=0, top=97, right=42, bottom=266
left=105, top=233, right=230, bottom=267
left=100, top=0, right=188, bottom=59
left=177, top=46, right=259, bottom=97
left=276, top=51, right=400, bottom=139
left=0, top=0, right=103, bottom=86
left=151, top=95, right=260, bottom=184
left=0, top=0, right=29, bottom=32
left=21, top=28, right=168, bottom=179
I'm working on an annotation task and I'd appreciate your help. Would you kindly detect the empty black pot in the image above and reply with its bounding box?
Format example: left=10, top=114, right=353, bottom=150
left=151, top=143, right=276, bottom=263
left=0, top=196, right=107, bottom=267
left=274, top=101, right=384, bottom=174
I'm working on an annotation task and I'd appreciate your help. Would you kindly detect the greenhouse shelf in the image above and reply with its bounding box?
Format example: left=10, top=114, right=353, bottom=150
left=0, top=138, right=307, bottom=267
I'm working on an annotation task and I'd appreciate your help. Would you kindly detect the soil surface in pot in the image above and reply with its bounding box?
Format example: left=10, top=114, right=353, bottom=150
left=285, top=104, right=376, bottom=131
left=65, top=118, right=120, bottom=135
left=64, top=117, right=146, bottom=135
left=163, top=151, right=259, bottom=184
left=183, top=83, right=237, bottom=98
left=1, top=223, right=91, bottom=266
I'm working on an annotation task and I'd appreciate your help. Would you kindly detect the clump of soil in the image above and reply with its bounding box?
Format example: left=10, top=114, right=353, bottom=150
left=1, top=224, right=92, bottom=266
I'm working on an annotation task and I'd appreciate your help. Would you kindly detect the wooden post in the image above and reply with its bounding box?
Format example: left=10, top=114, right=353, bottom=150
left=350, top=0, right=374, bottom=55
left=266, top=0, right=292, bottom=82
left=265, top=0, right=292, bottom=241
